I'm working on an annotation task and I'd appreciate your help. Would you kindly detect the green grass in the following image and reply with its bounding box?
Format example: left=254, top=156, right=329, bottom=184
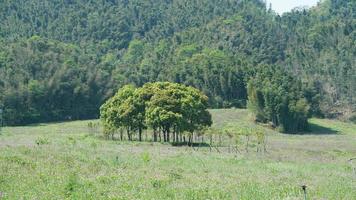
left=0, top=109, right=355, bottom=199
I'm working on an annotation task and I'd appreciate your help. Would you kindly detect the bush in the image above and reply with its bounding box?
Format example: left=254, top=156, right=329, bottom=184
left=349, top=114, right=356, bottom=124
left=141, top=152, right=151, bottom=164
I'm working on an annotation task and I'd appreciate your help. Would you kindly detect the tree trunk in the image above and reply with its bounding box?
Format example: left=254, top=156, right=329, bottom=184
left=127, top=129, right=130, bottom=141
left=139, top=128, right=142, bottom=142
left=159, top=129, right=162, bottom=142
left=153, top=129, right=157, bottom=142
left=163, top=130, right=167, bottom=142
left=172, top=126, right=175, bottom=143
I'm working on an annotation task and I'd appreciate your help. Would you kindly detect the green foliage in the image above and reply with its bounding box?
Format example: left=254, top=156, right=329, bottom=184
left=100, top=82, right=212, bottom=142
left=247, top=66, right=310, bottom=133
left=349, top=114, right=356, bottom=124
left=141, top=152, right=151, bottom=164
left=0, top=0, right=354, bottom=125
left=65, top=173, right=80, bottom=198
left=123, top=40, right=145, bottom=64
left=0, top=37, right=103, bottom=125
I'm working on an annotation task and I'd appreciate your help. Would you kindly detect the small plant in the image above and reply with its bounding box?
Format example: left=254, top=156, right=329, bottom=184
left=256, top=130, right=267, bottom=153
left=67, top=136, right=77, bottom=146
left=223, top=123, right=254, bottom=153
left=169, top=169, right=183, bottom=180
left=151, top=179, right=165, bottom=189
left=88, top=122, right=101, bottom=136
left=141, top=152, right=151, bottom=164
left=90, top=141, right=98, bottom=149
left=35, top=136, right=50, bottom=146
left=65, top=173, right=80, bottom=197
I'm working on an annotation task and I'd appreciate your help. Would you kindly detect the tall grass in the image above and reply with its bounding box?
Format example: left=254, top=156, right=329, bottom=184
left=0, top=109, right=355, bottom=199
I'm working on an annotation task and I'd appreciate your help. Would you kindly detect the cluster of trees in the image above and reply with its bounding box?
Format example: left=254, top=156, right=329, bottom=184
left=0, top=0, right=354, bottom=126
left=0, top=37, right=105, bottom=125
left=247, top=66, right=311, bottom=132
left=281, top=0, right=355, bottom=117
left=100, top=82, right=212, bottom=142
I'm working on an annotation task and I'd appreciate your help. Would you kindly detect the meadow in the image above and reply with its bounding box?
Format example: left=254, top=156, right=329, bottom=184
left=0, top=109, right=355, bottom=199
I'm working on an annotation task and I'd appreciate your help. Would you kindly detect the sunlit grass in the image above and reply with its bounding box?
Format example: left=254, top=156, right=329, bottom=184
left=0, top=109, right=355, bottom=199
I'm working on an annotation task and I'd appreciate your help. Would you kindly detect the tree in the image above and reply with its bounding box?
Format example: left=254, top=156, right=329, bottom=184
left=247, top=66, right=310, bottom=133
left=100, top=85, right=136, bottom=140
left=100, top=82, right=212, bottom=142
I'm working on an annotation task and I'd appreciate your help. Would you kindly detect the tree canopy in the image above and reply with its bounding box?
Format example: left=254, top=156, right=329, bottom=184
left=247, top=66, right=310, bottom=133
left=100, top=82, right=212, bottom=142
left=0, top=0, right=354, bottom=125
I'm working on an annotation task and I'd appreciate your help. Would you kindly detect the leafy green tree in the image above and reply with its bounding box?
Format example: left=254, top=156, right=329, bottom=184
left=101, top=82, right=212, bottom=142
left=100, top=85, right=136, bottom=140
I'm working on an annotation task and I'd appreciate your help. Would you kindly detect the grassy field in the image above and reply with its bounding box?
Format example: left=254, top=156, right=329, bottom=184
left=0, top=109, right=355, bottom=199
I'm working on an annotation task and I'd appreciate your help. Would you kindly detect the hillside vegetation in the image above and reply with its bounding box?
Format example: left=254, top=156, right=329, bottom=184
left=0, top=0, right=355, bottom=125
left=0, top=109, right=355, bottom=199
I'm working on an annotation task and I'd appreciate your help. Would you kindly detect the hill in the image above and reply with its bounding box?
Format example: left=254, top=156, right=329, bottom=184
left=0, top=0, right=355, bottom=125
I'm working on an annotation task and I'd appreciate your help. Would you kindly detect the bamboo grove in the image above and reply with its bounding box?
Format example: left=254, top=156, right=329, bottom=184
left=0, top=0, right=354, bottom=126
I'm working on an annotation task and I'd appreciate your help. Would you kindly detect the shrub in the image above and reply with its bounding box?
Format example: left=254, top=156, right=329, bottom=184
left=349, top=114, right=356, bottom=124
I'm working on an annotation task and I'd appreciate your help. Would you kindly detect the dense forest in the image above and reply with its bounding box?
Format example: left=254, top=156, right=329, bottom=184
left=0, top=0, right=354, bottom=125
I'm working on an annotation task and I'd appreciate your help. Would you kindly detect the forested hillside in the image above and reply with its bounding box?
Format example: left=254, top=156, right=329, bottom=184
left=0, top=0, right=354, bottom=125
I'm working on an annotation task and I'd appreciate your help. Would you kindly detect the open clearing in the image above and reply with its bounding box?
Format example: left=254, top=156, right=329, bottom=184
left=0, top=109, right=355, bottom=199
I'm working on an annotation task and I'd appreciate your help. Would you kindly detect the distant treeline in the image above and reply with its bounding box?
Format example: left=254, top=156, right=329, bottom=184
left=0, top=0, right=354, bottom=125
